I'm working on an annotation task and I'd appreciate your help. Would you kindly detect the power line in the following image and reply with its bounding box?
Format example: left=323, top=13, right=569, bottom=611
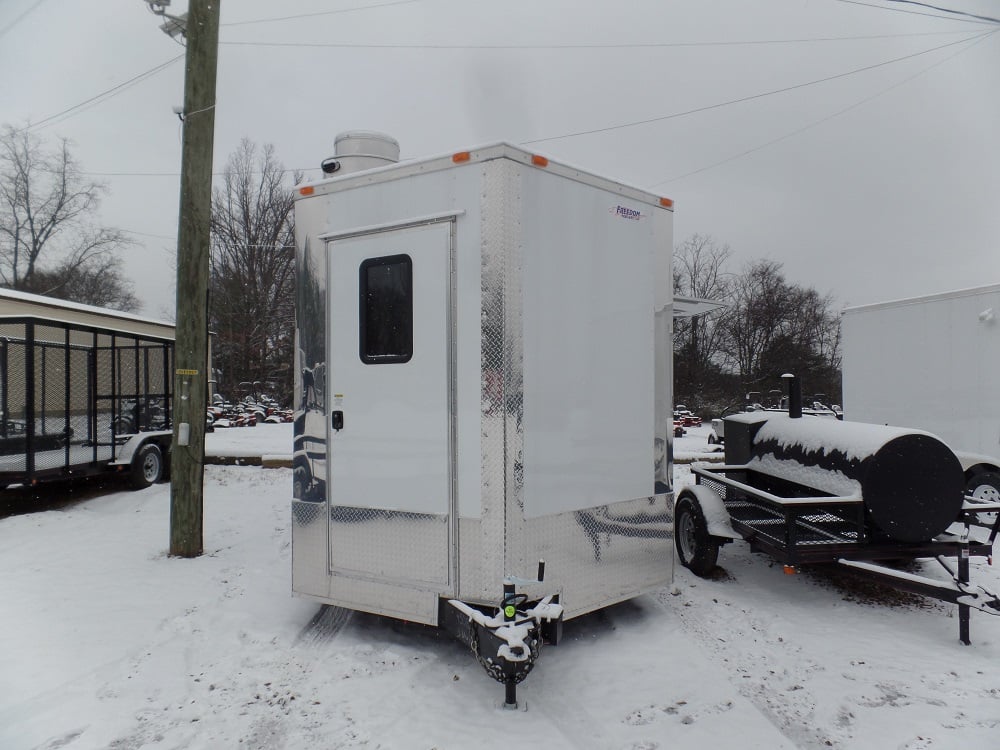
left=82, top=168, right=314, bottom=178
left=221, top=0, right=422, bottom=28
left=27, top=54, right=184, bottom=131
left=832, top=0, right=998, bottom=24
left=883, top=0, right=1000, bottom=24
left=521, top=29, right=993, bottom=145
left=124, top=228, right=176, bottom=241
left=219, top=30, right=976, bottom=51
left=12, top=27, right=977, bottom=135
left=0, top=0, right=47, bottom=40
left=648, top=28, right=998, bottom=187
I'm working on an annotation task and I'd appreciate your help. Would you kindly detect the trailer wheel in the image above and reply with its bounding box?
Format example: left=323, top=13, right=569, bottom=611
left=966, top=471, right=1000, bottom=503
left=675, top=492, right=720, bottom=577
left=131, top=443, right=163, bottom=489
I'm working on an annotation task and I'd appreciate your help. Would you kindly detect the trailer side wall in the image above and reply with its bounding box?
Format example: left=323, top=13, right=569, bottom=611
left=842, top=285, right=1000, bottom=457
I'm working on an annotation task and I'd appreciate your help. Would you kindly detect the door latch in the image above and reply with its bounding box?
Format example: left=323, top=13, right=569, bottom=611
left=332, top=410, right=344, bottom=431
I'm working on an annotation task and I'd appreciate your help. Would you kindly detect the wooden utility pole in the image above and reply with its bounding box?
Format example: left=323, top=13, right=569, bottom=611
left=169, top=0, right=220, bottom=557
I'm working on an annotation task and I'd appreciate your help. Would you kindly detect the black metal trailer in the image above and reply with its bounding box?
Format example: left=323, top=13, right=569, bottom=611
left=0, top=316, right=173, bottom=490
left=675, top=376, right=1000, bottom=644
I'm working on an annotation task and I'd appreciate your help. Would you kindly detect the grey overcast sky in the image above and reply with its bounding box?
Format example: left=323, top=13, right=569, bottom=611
left=2, top=0, right=998, bottom=319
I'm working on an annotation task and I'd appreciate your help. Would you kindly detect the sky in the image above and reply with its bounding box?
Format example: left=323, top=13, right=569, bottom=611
left=2, top=0, right=999, bottom=320
left=3, top=424, right=1000, bottom=748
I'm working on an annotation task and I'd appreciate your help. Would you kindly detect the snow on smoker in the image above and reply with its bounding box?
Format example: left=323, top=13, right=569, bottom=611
left=291, top=132, right=677, bottom=706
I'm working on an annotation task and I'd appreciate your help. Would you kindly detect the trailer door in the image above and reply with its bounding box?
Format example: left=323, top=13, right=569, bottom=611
left=326, top=221, right=454, bottom=594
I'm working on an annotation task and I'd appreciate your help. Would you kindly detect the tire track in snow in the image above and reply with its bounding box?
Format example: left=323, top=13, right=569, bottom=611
left=294, top=604, right=353, bottom=648
left=653, top=569, right=841, bottom=749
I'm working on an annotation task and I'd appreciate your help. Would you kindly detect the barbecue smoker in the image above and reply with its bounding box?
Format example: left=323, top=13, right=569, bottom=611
left=677, top=375, right=1000, bottom=644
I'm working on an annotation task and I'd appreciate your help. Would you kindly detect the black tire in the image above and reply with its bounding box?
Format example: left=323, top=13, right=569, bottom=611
left=966, top=470, right=1000, bottom=503
left=675, top=492, right=720, bottom=577
left=130, top=443, right=163, bottom=489
left=707, top=432, right=717, bottom=445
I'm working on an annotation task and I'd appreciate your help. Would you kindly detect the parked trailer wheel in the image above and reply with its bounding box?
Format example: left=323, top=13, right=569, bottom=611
left=131, top=443, right=164, bottom=489
left=674, top=491, right=720, bottom=577
left=967, top=471, right=1000, bottom=503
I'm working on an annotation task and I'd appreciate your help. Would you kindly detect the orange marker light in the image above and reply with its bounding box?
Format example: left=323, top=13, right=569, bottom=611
left=452, top=151, right=471, bottom=163
left=299, top=185, right=314, bottom=196
left=659, top=197, right=674, bottom=208
left=783, top=565, right=797, bottom=575
left=531, top=155, right=549, bottom=167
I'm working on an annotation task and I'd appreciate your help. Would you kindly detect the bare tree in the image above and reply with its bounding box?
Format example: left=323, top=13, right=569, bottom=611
left=718, top=259, right=841, bottom=399
left=19, top=255, right=140, bottom=311
left=0, top=124, right=135, bottom=307
left=673, top=234, right=731, bottom=405
left=210, top=138, right=299, bottom=405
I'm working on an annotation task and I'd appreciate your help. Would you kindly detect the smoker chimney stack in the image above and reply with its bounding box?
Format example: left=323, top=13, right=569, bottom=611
left=782, top=373, right=802, bottom=419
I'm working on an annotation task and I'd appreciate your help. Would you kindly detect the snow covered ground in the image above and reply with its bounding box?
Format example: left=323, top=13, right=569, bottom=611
left=2, top=423, right=999, bottom=749
left=673, top=422, right=724, bottom=463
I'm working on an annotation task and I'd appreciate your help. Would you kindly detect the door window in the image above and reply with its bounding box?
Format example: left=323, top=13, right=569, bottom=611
left=359, top=254, right=413, bottom=364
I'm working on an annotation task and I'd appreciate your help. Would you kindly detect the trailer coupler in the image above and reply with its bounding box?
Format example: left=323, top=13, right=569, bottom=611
left=448, top=562, right=563, bottom=709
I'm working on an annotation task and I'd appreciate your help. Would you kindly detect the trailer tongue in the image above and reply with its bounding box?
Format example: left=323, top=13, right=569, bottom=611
left=446, top=562, right=564, bottom=708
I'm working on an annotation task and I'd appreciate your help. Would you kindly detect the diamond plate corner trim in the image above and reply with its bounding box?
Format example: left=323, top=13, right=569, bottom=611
left=477, top=158, right=519, bottom=602
left=502, top=159, right=528, bottom=583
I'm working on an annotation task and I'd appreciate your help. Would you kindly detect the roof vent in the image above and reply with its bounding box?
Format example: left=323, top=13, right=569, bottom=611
left=321, top=131, right=399, bottom=176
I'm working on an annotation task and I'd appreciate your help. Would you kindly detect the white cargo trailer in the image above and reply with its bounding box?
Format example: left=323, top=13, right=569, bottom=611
left=291, top=134, right=675, bottom=700
left=841, top=284, right=1000, bottom=500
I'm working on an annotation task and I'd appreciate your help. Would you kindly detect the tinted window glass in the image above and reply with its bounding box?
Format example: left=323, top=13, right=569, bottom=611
left=359, top=254, right=412, bottom=364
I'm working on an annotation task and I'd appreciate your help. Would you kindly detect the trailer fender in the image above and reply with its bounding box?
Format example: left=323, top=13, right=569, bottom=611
left=677, top=484, right=740, bottom=540
left=111, top=431, right=173, bottom=466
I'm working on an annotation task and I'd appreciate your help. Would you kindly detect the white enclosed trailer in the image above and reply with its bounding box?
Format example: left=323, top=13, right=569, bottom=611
left=291, top=134, right=675, bottom=697
left=841, top=284, right=1000, bottom=499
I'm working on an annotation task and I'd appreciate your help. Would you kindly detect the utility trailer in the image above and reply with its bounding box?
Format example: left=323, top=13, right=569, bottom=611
left=842, top=284, right=1000, bottom=501
left=0, top=315, right=173, bottom=490
left=677, top=376, right=1000, bottom=644
left=292, top=132, right=676, bottom=705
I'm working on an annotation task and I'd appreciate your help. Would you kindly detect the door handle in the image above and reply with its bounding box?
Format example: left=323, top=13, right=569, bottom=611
left=332, top=410, right=344, bottom=431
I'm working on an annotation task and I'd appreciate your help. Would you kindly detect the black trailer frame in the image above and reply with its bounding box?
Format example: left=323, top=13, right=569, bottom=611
left=690, top=463, right=1000, bottom=644
left=0, top=316, right=174, bottom=488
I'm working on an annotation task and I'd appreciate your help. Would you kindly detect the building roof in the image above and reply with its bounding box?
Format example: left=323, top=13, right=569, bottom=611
left=0, top=288, right=175, bottom=339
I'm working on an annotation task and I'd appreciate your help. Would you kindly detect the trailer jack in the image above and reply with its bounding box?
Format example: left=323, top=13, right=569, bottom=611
left=448, top=562, right=563, bottom=709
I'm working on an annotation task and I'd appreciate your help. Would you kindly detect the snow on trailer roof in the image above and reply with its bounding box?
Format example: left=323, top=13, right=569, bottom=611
left=295, top=141, right=676, bottom=211
left=841, top=282, right=1000, bottom=315
left=0, top=288, right=175, bottom=339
